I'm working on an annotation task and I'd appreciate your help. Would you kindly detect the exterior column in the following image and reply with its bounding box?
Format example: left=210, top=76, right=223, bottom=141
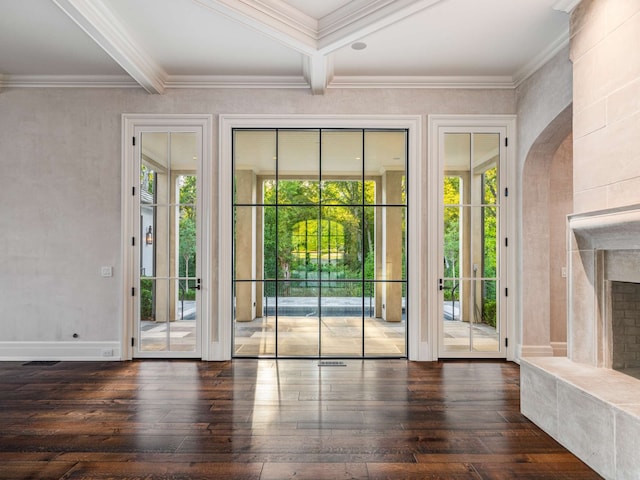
left=236, top=170, right=257, bottom=321
left=255, top=178, right=264, bottom=317
left=374, top=177, right=383, bottom=318
left=154, top=169, right=170, bottom=322
left=382, top=171, right=403, bottom=322
left=470, top=172, right=483, bottom=325
left=460, top=171, right=471, bottom=323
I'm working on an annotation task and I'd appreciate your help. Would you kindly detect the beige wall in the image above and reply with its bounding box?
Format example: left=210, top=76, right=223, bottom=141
left=549, top=134, right=573, bottom=348
left=521, top=108, right=572, bottom=356
left=516, top=45, right=573, bottom=357
left=0, top=87, right=514, bottom=353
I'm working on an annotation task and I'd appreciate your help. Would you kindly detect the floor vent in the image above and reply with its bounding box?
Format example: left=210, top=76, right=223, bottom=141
left=318, top=360, right=346, bottom=367
left=23, top=361, right=60, bottom=366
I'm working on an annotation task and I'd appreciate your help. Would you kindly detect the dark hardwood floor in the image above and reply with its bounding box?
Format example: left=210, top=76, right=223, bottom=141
left=0, top=359, right=600, bottom=479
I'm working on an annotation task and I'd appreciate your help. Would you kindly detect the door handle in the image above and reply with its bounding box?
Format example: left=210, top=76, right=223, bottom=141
left=439, top=278, right=443, bottom=291
left=195, top=278, right=201, bottom=290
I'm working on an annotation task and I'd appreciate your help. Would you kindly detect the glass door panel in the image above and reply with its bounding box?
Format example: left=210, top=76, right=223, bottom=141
left=441, top=132, right=501, bottom=356
left=137, top=131, right=199, bottom=356
left=320, top=281, right=363, bottom=357
left=277, top=281, right=319, bottom=357
left=234, top=280, right=275, bottom=356
left=278, top=130, right=319, bottom=205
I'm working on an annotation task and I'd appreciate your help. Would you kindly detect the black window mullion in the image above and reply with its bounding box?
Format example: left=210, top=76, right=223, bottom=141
left=318, top=128, right=322, bottom=358
left=362, top=129, right=366, bottom=357
left=275, top=129, right=279, bottom=359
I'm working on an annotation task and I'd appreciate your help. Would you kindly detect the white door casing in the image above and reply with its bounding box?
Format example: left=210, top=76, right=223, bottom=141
left=122, top=114, right=212, bottom=360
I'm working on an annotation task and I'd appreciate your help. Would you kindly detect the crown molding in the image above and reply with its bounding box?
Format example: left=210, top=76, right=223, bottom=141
left=52, top=0, right=167, bottom=94
left=164, top=74, right=308, bottom=89
left=1, top=74, right=140, bottom=88
left=1, top=73, right=519, bottom=90
left=328, top=75, right=516, bottom=89
left=512, top=29, right=570, bottom=88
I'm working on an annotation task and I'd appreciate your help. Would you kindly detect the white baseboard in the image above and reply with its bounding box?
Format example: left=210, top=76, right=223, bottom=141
left=520, top=344, right=555, bottom=357
left=550, top=341, right=568, bottom=357
left=0, top=341, right=122, bottom=361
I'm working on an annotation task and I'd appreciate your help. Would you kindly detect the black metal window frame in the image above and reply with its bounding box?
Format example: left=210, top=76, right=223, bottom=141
left=232, top=127, right=409, bottom=359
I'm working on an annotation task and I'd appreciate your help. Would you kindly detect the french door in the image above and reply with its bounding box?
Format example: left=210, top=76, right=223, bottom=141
left=437, top=126, right=509, bottom=358
left=232, top=128, right=408, bottom=358
left=123, top=115, right=211, bottom=359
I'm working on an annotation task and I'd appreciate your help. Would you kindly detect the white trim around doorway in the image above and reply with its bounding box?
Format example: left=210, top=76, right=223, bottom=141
left=428, top=115, right=517, bottom=361
left=121, top=114, right=213, bottom=360
left=217, top=115, right=424, bottom=361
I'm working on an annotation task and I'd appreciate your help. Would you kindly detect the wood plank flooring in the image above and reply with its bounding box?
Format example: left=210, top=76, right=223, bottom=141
left=0, top=359, right=601, bottom=479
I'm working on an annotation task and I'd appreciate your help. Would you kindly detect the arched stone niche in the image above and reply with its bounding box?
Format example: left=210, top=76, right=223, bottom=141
left=521, top=105, right=573, bottom=357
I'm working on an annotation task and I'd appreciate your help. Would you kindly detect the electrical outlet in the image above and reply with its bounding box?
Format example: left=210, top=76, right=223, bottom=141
left=102, top=349, right=114, bottom=357
left=101, top=266, right=113, bottom=277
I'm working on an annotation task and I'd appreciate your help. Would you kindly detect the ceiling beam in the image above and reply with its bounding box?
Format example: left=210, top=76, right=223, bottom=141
left=304, top=55, right=331, bottom=95
left=194, top=0, right=444, bottom=95
left=51, top=0, right=166, bottom=94
left=193, top=0, right=318, bottom=55
left=317, top=0, right=445, bottom=53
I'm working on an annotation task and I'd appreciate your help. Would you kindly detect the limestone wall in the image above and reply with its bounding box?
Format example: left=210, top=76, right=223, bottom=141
left=571, top=0, right=640, bottom=213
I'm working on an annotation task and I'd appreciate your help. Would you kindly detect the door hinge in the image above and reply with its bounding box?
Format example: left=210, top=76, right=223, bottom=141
left=131, top=287, right=135, bottom=296
left=131, top=337, right=135, bottom=347
left=504, top=187, right=509, bottom=197
left=132, top=136, right=136, bottom=146
left=132, top=237, right=135, bottom=246
left=505, top=338, right=509, bottom=347
left=505, top=137, right=508, bottom=147
left=505, top=287, right=508, bottom=297
left=132, top=186, right=135, bottom=196
left=505, top=237, right=508, bottom=247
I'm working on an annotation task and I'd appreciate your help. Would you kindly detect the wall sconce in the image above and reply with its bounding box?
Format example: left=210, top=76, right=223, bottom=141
left=145, top=226, right=154, bottom=245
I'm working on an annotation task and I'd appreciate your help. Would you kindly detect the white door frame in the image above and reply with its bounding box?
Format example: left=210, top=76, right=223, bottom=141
left=217, top=115, right=424, bottom=361
left=428, top=115, right=516, bottom=361
left=121, top=114, right=212, bottom=360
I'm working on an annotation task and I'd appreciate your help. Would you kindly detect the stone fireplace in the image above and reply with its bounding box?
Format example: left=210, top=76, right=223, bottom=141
left=521, top=206, right=640, bottom=479
left=569, top=207, right=640, bottom=370
left=610, top=281, right=640, bottom=376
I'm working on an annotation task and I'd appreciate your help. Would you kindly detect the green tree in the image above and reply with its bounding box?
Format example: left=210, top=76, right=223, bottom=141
left=481, top=166, right=498, bottom=326
left=443, top=176, right=461, bottom=290
left=179, top=175, right=197, bottom=296
left=261, top=179, right=380, bottom=295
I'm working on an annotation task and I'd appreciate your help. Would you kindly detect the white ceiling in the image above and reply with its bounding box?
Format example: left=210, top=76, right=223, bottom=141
left=0, top=0, right=578, bottom=94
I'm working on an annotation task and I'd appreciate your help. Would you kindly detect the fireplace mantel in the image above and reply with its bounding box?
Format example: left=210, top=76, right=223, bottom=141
left=570, top=205, right=640, bottom=250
